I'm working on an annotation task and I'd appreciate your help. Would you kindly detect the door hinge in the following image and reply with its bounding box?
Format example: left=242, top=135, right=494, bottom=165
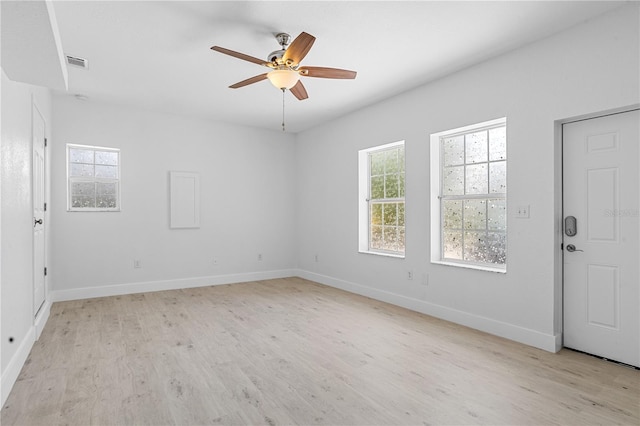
left=44, top=267, right=47, bottom=276
left=44, top=138, right=47, bottom=147
left=44, top=202, right=47, bottom=212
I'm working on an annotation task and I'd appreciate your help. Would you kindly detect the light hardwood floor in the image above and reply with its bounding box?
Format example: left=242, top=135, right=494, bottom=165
left=2, top=277, right=638, bottom=425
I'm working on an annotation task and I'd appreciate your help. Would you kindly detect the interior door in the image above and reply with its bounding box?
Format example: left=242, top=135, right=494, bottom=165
left=32, top=104, right=46, bottom=316
left=563, top=109, right=639, bottom=367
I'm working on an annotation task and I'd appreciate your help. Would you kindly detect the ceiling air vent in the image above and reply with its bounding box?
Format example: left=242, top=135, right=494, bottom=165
left=66, top=55, right=88, bottom=69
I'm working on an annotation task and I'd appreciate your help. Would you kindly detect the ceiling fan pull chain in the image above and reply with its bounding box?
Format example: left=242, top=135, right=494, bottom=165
left=281, top=88, right=286, bottom=132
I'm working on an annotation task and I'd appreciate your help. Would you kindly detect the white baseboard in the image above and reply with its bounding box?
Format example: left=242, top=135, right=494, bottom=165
left=1, top=326, right=36, bottom=407
left=34, top=299, right=52, bottom=339
left=295, top=269, right=559, bottom=353
left=50, top=269, right=296, bottom=302
left=554, top=332, right=563, bottom=352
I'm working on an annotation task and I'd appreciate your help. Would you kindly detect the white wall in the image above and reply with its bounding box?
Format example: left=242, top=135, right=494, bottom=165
left=294, top=5, right=640, bottom=351
left=1, top=69, right=53, bottom=404
left=3, top=10, right=637, bottom=407
left=50, top=97, right=296, bottom=299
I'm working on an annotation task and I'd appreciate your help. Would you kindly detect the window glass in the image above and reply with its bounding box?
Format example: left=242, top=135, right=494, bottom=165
left=359, top=142, right=405, bottom=257
left=434, top=119, right=507, bottom=269
left=67, top=144, right=120, bottom=211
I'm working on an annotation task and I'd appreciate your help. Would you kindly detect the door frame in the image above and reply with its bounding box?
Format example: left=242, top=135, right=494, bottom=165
left=556, top=103, right=640, bottom=352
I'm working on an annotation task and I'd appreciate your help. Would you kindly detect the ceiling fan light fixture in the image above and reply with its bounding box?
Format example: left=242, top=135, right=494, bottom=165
left=267, top=69, right=300, bottom=90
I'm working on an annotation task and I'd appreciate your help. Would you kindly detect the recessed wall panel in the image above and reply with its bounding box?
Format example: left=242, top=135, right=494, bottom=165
left=170, top=171, right=200, bottom=229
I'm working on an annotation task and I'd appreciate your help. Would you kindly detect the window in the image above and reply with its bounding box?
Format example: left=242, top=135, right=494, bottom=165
left=430, top=118, right=506, bottom=271
left=359, top=141, right=405, bottom=256
left=67, top=144, right=120, bottom=211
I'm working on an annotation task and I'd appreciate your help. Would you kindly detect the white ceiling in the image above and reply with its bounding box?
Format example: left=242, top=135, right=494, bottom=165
left=49, top=1, right=624, bottom=133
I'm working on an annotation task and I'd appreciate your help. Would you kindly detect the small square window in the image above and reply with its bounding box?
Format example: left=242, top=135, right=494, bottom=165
left=67, top=144, right=121, bottom=211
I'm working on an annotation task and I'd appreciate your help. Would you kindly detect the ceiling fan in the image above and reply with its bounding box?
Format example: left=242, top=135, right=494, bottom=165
left=210, top=32, right=357, bottom=100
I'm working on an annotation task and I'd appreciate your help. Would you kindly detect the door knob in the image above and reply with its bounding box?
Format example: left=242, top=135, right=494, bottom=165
left=34, top=218, right=43, bottom=227
left=566, top=244, right=583, bottom=252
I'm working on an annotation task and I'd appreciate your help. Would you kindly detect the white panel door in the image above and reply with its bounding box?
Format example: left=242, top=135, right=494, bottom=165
left=32, top=104, right=46, bottom=316
left=563, top=109, right=639, bottom=367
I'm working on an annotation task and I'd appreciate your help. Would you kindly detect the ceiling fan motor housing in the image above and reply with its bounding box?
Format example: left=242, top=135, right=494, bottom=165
left=268, top=33, right=293, bottom=65
left=268, top=49, right=286, bottom=64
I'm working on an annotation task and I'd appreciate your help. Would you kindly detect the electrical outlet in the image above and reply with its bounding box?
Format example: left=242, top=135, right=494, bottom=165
left=134, top=260, right=142, bottom=269
left=258, top=253, right=263, bottom=261
left=407, top=270, right=414, bottom=280
left=516, top=205, right=530, bottom=218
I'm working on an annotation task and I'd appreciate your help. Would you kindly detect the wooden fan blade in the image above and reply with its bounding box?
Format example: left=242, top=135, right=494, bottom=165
left=229, top=73, right=268, bottom=89
left=211, top=46, right=267, bottom=66
left=290, top=80, right=309, bottom=100
left=299, top=66, right=357, bottom=79
left=283, top=32, right=316, bottom=66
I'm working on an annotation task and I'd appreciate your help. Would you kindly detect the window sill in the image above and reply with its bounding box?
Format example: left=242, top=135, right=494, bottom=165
left=431, top=260, right=506, bottom=274
left=359, top=250, right=405, bottom=259
left=67, top=209, right=121, bottom=212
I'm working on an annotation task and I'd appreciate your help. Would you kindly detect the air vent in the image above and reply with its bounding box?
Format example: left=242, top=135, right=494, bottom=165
left=66, top=55, right=88, bottom=69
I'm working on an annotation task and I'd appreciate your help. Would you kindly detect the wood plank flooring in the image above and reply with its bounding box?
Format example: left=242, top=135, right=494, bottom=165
left=2, top=277, right=638, bottom=425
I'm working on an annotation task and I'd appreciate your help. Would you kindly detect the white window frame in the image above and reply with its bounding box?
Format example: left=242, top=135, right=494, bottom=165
left=358, top=140, right=405, bottom=258
left=66, top=144, right=121, bottom=212
left=430, top=118, right=507, bottom=272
